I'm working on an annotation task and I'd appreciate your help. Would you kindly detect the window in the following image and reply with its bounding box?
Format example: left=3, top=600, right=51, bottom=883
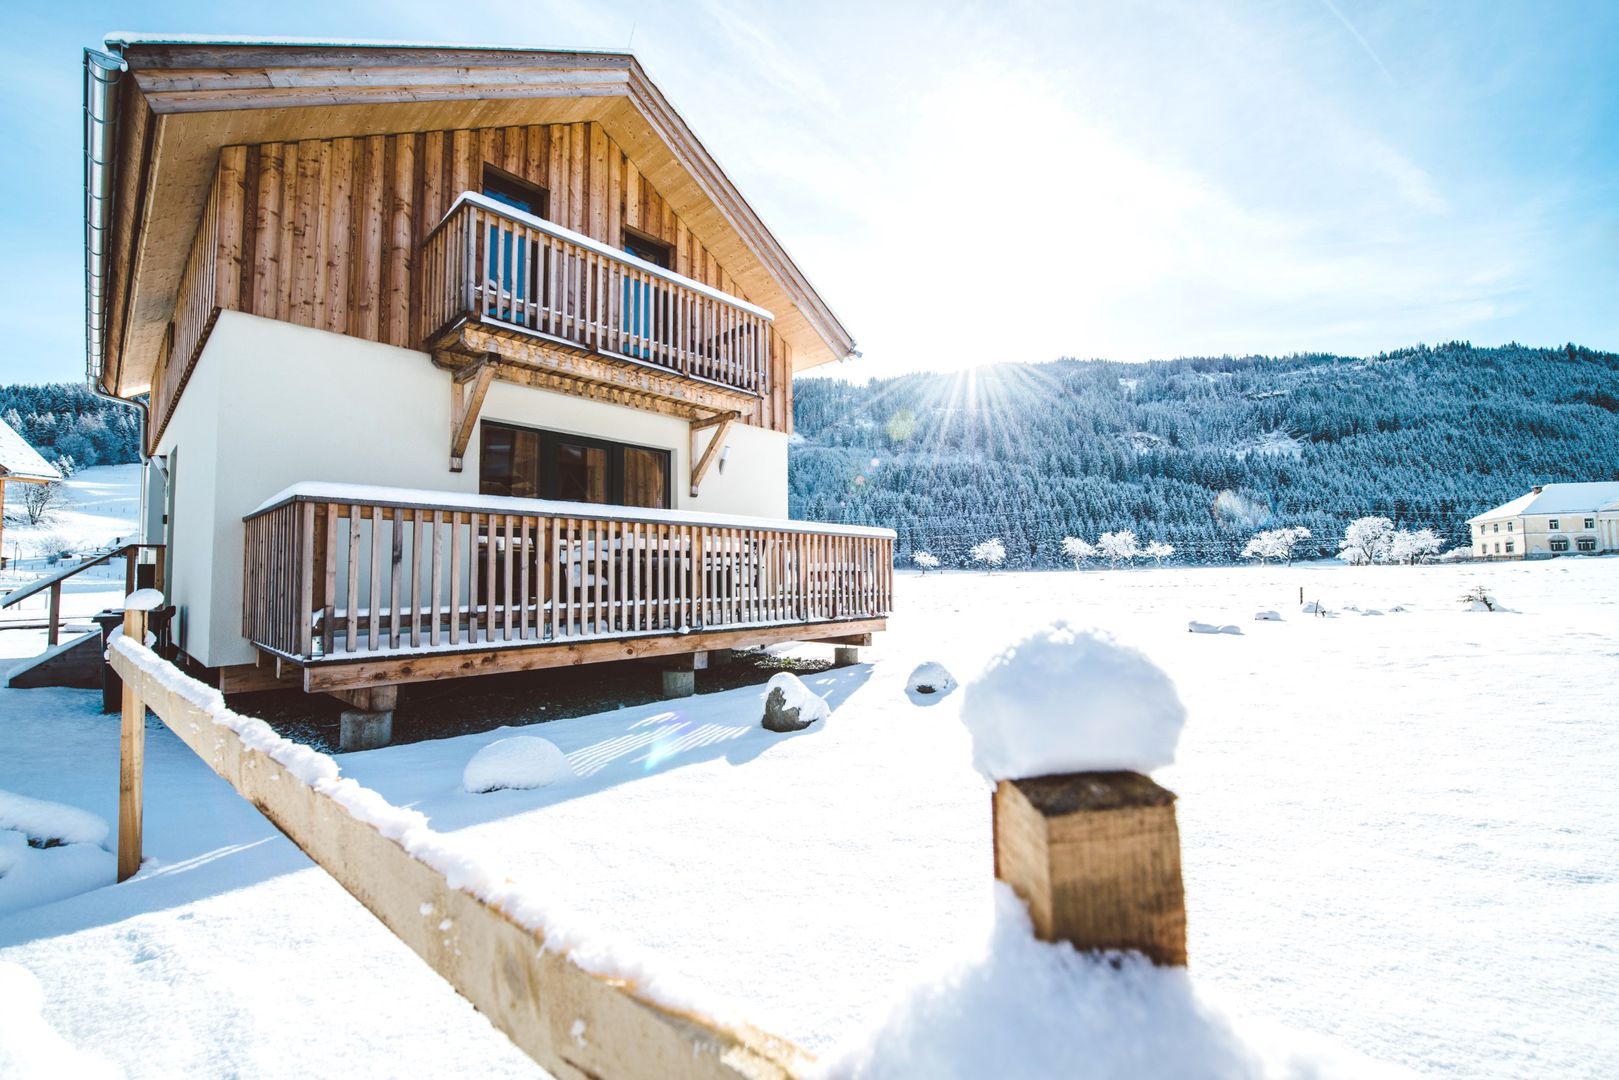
left=482, top=166, right=549, bottom=217
left=1548, top=519, right=1559, bottom=531
left=1507, top=521, right=1514, bottom=532
left=1492, top=523, right=1499, bottom=533
left=622, top=227, right=673, bottom=269
left=1550, top=538, right=1569, bottom=552
left=480, top=421, right=670, bottom=509
left=1585, top=518, right=1596, bottom=530
left=1577, top=537, right=1597, bottom=552
left=1506, top=541, right=1514, bottom=554
left=1494, top=542, right=1501, bottom=554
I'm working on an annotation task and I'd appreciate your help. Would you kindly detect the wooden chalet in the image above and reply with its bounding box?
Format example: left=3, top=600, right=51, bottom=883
left=84, top=36, right=891, bottom=741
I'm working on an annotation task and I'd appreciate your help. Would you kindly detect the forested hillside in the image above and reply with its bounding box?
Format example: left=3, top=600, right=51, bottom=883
left=790, top=342, right=1619, bottom=566
left=0, top=383, right=141, bottom=470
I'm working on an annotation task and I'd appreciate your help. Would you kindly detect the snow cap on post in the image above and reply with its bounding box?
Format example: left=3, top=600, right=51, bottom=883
left=124, top=588, right=165, bottom=612
left=962, top=622, right=1185, bottom=780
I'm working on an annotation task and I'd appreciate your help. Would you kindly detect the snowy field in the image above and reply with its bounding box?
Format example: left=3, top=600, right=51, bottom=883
left=2, top=556, right=1617, bottom=1077
left=1, top=463, right=142, bottom=627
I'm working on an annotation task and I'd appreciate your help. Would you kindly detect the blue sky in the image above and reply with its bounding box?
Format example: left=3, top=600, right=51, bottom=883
left=2, top=0, right=1615, bottom=384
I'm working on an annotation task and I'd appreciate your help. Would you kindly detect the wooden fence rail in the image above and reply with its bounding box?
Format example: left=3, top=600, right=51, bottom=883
left=109, top=616, right=809, bottom=1079
left=418, top=193, right=772, bottom=396
left=245, top=493, right=894, bottom=662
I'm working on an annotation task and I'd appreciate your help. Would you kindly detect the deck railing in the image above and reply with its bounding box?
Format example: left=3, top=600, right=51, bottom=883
left=417, top=192, right=772, bottom=396
left=244, top=488, right=893, bottom=662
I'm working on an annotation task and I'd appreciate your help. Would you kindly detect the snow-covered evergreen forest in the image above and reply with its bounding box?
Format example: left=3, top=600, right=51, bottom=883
left=0, top=383, right=141, bottom=471
left=790, top=342, right=1619, bottom=567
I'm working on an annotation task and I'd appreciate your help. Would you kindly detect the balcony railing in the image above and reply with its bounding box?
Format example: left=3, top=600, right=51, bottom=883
left=244, top=486, right=893, bottom=663
left=418, top=193, right=772, bottom=396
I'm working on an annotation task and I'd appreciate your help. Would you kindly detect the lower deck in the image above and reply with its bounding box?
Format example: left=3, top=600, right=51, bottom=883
left=241, top=486, right=894, bottom=695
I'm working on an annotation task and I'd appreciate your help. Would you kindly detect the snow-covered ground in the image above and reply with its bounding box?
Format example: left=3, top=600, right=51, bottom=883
left=2, top=464, right=142, bottom=627
left=2, top=557, right=1617, bottom=1077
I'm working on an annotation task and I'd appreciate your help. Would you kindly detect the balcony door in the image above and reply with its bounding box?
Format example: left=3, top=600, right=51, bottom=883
left=483, top=167, right=548, bottom=327
left=480, top=421, right=670, bottom=510
left=621, top=229, right=673, bottom=359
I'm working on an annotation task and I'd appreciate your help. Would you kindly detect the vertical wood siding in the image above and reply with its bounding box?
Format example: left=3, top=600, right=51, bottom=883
left=190, top=121, right=791, bottom=435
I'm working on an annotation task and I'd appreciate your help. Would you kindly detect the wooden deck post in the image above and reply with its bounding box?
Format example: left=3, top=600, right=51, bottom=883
left=992, top=771, right=1187, bottom=966
left=117, top=606, right=150, bottom=883
left=47, top=581, right=62, bottom=647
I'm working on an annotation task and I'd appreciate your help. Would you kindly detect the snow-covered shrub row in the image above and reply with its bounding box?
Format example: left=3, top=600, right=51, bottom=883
left=961, top=622, right=1185, bottom=779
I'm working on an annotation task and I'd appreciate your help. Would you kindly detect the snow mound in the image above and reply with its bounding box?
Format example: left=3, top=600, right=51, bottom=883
left=0, top=789, right=109, bottom=847
left=462, top=737, right=574, bottom=794
left=1253, top=610, right=1281, bottom=621
left=906, top=661, right=957, bottom=703
left=961, top=623, right=1185, bottom=779
left=1188, top=621, right=1242, bottom=635
left=123, top=588, right=166, bottom=612
left=0, top=961, right=121, bottom=1078
left=1300, top=600, right=1326, bottom=614
left=818, top=883, right=1400, bottom=1080
left=762, top=672, right=830, bottom=732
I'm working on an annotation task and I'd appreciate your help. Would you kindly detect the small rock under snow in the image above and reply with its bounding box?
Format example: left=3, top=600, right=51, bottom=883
left=462, top=736, right=574, bottom=794
left=761, top=672, right=829, bottom=733
left=961, top=622, right=1185, bottom=780
left=1188, top=621, right=1242, bottom=635
left=906, top=661, right=958, bottom=704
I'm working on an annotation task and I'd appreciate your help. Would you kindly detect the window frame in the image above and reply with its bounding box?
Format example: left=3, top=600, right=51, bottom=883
left=1549, top=518, right=1559, bottom=531
left=482, top=165, right=550, bottom=218
left=621, top=225, right=674, bottom=269
left=1584, top=517, right=1595, bottom=530
left=478, top=420, right=673, bottom=510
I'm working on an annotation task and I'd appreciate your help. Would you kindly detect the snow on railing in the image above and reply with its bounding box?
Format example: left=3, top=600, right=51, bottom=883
left=108, top=611, right=808, bottom=1079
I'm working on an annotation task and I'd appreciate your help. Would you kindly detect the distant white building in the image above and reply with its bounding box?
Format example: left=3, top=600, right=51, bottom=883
left=1467, top=482, right=1619, bottom=559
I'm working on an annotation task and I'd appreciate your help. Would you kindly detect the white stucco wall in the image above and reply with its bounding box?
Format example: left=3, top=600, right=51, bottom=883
left=156, top=311, right=788, bottom=668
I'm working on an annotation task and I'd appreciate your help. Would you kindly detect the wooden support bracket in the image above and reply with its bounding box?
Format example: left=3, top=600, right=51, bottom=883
left=449, top=358, right=496, bottom=472
left=689, top=411, right=738, bottom=498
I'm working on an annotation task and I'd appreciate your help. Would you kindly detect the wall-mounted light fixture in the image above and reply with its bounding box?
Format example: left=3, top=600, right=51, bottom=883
left=718, top=444, right=731, bottom=474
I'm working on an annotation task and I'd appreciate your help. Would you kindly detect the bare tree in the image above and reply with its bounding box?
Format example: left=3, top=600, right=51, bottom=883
left=20, top=481, right=63, bottom=526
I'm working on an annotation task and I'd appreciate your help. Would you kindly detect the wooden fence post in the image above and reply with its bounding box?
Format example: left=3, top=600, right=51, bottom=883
left=117, top=606, right=149, bottom=883
left=47, top=581, right=61, bottom=647
left=992, top=771, right=1187, bottom=966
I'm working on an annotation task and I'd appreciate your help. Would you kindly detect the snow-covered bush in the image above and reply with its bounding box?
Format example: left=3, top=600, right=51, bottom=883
left=1389, top=528, right=1444, bottom=565
left=961, top=622, right=1185, bottom=779
left=1339, top=517, right=1394, bottom=565
left=462, top=736, right=574, bottom=794
left=912, top=550, right=940, bottom=574
left=1459, top=584, right=1499, bottom=612
left=906, top=661, right=958, bottom=701
left=762, top=672, right=830, bottom=732
left=1096, top=530, right=1139, bottom=569
left=1142, top=540, right=1174, bottom=566
left=1242, top=526, right=1311, bottom=565
left=1253, top=610, right=1282, bottom=621
left=32, top=533, right=71, bottom=564
left=1060, top=536, right=1095, bottom=570
left=969, top=538, right=1006, bottom=572
left=1187, top=621, right=1242, bottom=635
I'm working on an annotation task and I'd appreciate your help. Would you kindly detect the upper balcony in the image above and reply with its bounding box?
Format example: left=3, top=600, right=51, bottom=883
left=417, top=193, right=773, bottom=419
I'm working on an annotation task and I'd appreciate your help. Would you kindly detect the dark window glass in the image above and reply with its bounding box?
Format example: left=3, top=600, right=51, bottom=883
left=482, top=167, right=549, bottom=217
left=479, top=422, right=670, bottom=508
left=622, top=229, right=673, bottom=269
left=554, top=441, right=609, bottom=503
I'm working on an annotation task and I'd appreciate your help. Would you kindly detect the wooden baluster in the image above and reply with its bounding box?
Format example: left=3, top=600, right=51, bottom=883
left=431, top=510, right=445, bottom=647
left=449, top=511, right=463, bottom=645
left=321, top=505, right=337, bottom=656
left=468, top=512, right=481, bottom=644
left=344, top=508, right=361, bottom=653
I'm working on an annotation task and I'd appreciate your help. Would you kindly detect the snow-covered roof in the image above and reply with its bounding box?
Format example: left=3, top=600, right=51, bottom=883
left=0, top=416, right=62, bottom=482
left=1467, top=482, right=1619, bottom=523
